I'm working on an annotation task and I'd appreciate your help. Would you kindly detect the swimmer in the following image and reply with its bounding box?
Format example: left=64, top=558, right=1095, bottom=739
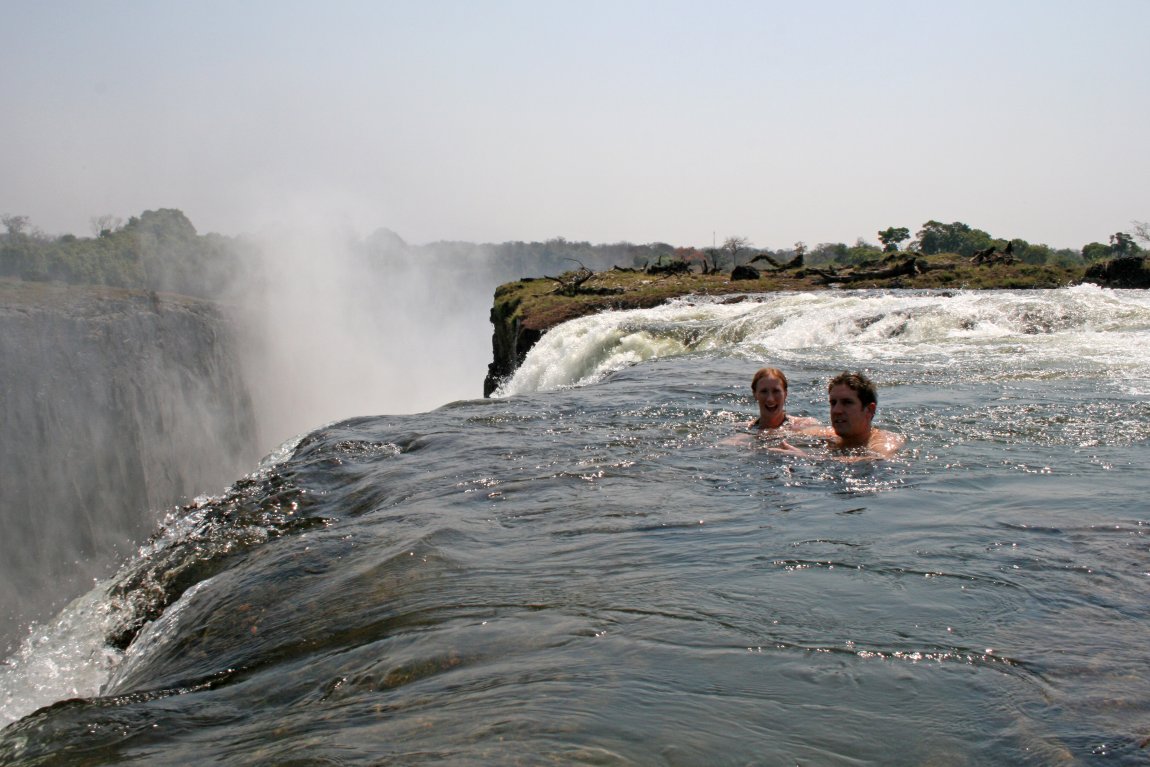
left=775, top=371, right=905, bottom=460
left=747, top=367, right=820, bottom=432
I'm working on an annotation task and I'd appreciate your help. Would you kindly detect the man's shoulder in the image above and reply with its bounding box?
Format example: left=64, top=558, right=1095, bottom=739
left=786, top=415, right=821, bottom=429
left=869, top=428, right=906, bottom=456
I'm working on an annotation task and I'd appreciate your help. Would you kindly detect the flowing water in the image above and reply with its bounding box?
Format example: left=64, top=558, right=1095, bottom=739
left=2, top=286, right=1149, bottom=765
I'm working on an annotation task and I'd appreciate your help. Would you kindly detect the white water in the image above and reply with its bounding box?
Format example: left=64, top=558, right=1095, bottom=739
left=0, top=433, right=306, bottom=726
left=496, top=286, right=1150, bottom=396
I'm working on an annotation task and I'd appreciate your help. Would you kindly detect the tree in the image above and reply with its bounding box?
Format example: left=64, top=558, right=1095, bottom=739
left=913, top=220, right=993, bottom=257
left=807, top=242, right=849, bottom=267
left=1047, top=248, right=1083, bottom=267
left=1082, top=242, right=1110, bottom=262
left=722, top=236, right=751, bottom=267
left=1109, top=232, right=1139, bottom=255
left=843, top=238, right=882, bottom=265
left=877, top=226, right=910, bottom=252
left=1132, top=220, right=1150, bottom=246
left=90, top=215, right=123, bottom=237
left=1008, top=239, right=1042, bottom=265
left=2, top=214, right=30, bottom=237
left=673, top=246, right=707, bottom=272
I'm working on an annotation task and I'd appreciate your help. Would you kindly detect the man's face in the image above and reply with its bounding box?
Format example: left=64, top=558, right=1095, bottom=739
left=754, top=375, right=788, bottom=418
left=828, top=384, right=875, bottom=442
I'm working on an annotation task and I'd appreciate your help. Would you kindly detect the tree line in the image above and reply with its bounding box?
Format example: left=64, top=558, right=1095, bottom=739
left=0, top=209, right=246, bottom=299
left=2, top=209, right=1146, bottom=299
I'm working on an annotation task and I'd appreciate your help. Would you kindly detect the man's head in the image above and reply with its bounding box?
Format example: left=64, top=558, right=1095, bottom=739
left=827, top=371, right=877, bottom=445
left=827, top=371, right=876, bottom=407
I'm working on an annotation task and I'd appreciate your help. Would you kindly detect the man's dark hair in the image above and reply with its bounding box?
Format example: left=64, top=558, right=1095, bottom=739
left=829, top=371, right=877, bottom=407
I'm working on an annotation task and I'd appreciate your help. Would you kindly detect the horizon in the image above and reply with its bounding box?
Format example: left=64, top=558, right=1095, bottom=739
left=2, top=2, right=1148, bottom=253
left=2, top=205, right=1137, bottom=255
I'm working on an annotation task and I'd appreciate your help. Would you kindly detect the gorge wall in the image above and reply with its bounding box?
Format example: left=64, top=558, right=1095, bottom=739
left=0, top=280, right=259, bottom=653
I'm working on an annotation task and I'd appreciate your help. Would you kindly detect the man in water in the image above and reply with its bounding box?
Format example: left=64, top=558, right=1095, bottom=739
left=776, top=371, right=905, bottom=459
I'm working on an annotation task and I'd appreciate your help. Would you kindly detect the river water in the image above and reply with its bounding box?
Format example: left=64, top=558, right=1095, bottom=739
left=2, top=286, right=1148, bottom=765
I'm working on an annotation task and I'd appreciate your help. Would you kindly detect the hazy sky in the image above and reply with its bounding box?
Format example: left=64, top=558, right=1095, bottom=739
left=3, top=0, right=1148, bottom=250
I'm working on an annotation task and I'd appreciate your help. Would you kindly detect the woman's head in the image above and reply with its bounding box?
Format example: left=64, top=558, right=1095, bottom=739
left=751, top=367, right=788, bottom=393
left=751, top=367, right=791, bottom=428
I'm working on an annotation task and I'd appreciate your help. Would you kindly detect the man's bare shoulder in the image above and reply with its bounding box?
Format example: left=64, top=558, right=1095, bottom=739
left=786, top=415, right=822, bottom=430
left=772, top=426, right=905, bottom=461
left=793, top=425, right=834, bottom=438
left=867, top=428, right=906, bottom=458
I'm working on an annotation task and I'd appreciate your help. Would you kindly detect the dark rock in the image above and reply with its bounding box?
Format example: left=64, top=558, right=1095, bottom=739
left=1084, top=255, right=1150, bottom=289
left=730, top=264, right=760, bottom=281
left=483, top=291, right=543, bottom=397
left=646, top=260, right=691, bottom=276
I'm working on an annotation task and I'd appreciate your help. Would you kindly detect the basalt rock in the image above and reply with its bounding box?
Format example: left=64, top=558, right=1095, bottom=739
left=1084, top=255, right=1150, bottom=289
left=484, top=283, right=543, bottom=397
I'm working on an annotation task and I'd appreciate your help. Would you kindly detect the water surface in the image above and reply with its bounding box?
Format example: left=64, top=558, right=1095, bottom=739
left=3, top=287, right=1148, bottom=765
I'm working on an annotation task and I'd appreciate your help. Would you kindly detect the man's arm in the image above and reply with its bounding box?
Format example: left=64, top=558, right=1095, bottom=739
left=770, top=428, right=906, bottom=461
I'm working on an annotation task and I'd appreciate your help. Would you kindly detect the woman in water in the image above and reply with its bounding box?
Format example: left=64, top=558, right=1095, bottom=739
left=747, top=367, right=820, bottom=432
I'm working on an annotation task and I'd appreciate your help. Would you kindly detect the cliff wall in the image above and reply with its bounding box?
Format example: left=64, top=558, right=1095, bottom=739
left=0, top=280, right=259, bottom=651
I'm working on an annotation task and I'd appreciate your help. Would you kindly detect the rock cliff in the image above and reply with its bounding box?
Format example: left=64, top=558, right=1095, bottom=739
left=0, top=280, right=259, bottom=651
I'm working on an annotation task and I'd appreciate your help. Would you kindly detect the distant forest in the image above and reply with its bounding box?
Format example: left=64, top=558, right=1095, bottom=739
left=1, top=209, right=1145, bottom=300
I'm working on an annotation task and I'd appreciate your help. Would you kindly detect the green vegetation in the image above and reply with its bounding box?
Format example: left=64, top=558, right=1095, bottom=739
left=0, top=209, right=246, bottom=298
left=877, top=227, right=910, bottom=252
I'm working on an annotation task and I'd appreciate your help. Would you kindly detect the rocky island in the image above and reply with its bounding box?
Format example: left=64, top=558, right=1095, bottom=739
left=484, top=252, right=1150, bottom=396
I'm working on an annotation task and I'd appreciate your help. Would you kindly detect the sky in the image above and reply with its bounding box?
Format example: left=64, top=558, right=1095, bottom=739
left=2, top=0, right=1148, bottom=251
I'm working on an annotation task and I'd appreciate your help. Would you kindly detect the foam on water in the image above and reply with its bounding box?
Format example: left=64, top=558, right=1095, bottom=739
left=496, top=287, right=1150, bottom=396
left=0, top=588, right=123, bottom=725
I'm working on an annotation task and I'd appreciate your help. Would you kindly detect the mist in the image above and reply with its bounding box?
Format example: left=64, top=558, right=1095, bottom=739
left=0, top=278, right=258, bottom=654
left=226, top=222, right=501, bottom=449
left=0, top=215, right=513, bottom=653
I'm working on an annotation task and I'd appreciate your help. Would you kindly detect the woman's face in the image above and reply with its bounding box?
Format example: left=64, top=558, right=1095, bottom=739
left=753, top=374, right=788, bottom=418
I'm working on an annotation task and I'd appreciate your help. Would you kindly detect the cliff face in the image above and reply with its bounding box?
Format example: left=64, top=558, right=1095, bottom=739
left=483, top=284, right=543, bottom=397
left=0, top=280, right=259, bottom=651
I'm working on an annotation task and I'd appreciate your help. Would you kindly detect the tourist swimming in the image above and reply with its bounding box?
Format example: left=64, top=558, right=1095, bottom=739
left=774, top=371, right=905, bottom=460
left=746, top=366, right=821, bottom=432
